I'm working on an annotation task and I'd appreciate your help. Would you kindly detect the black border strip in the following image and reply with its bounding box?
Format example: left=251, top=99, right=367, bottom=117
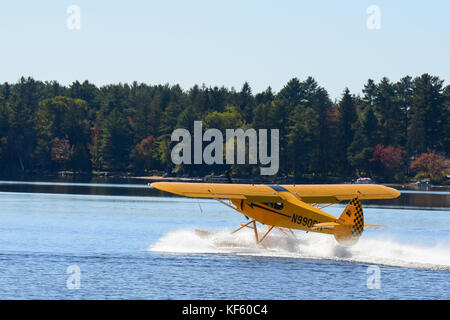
left=0, top=300, right=445, bottom=318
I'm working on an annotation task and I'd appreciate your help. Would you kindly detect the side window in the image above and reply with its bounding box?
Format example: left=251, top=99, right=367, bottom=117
left=263, top=202, right=284, bottom=210
left=273, top=203, right=284, bottom=210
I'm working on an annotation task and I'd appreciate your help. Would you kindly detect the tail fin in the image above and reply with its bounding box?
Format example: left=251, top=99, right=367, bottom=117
left=333, top=197, right=364, bottom=245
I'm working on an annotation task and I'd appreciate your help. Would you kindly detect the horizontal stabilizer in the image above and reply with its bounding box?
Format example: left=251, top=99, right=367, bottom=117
left=364, top=224, right=386, bottom=229
left=312, top=222, right=340, bottom=229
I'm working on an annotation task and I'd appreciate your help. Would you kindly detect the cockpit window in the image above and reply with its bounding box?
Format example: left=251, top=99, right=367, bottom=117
left=263, top=202, right=284, bottom=210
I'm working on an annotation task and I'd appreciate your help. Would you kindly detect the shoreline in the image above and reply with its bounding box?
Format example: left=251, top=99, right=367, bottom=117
left=0, top=173, right=449, bottom=192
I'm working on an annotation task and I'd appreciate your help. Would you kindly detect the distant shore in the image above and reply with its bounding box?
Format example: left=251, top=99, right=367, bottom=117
left=0, top=177, right=448, bottom=208
left=133, top=175, right=450, bottom=192
left=0, top=172, right=449, bottom=192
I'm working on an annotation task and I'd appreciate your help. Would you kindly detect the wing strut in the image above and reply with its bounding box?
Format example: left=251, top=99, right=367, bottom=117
left=214, top=198, right=237, bottom=210
left=231, top=220, right=295, bottom=244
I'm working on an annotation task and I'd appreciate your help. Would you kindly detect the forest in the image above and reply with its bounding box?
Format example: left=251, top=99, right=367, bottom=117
left=0, top=74, right=448, bottom=183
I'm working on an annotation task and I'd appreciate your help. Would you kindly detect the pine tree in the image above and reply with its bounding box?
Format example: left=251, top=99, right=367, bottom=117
left=407, top=74, right=445, bottom=155
left=394, top=76, right=414, bottom=146
left=99, top=109, right=131, bottom=170
left=287, top=106, right=320, bottom=178
left=362, top=79, right=377, bottom=110
left=348, top=107, right=380, bottom=175
left=337, top=88, right=358, bottom=175
left=238, top=82, right=254, bottom=123
left=374, top=77, right=404, bottom=146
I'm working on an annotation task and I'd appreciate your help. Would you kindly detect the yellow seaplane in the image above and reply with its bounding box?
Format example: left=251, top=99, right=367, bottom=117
left=150, top=182, right=400, bottom=246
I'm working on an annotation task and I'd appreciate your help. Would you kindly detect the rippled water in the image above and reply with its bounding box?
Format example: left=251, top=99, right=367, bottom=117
left=0, top=181, right=449, bottom=299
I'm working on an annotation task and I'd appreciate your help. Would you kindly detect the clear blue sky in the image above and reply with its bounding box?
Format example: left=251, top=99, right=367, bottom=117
left=0, top=0, right=448, bottom=100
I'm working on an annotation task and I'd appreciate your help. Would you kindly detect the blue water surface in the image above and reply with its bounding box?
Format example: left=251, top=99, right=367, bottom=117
left=0, top=188, right=449, bottom=299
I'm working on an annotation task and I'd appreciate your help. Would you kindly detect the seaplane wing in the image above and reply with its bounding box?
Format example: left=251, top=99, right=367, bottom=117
left=283, top=184, right=400, bottom=202
left=150, top=182, right=400, bottom=203
left=150, top=182, right=400, bottom=246
left=151, top=182, right=283, bottom=202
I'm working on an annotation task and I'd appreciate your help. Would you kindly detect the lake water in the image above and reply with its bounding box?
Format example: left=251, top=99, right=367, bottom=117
left=0, top=180, right=449, bottom=299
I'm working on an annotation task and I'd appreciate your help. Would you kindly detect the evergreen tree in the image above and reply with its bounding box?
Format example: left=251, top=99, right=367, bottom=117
left=7, top=77, right=41, bottom=171
left=99, top=108, right=131, bottom=170
left=255, top=87, right=274, bottom=105
left=237, top=82, right=254, bottom=123
left=337, top=88, right=358, bottom=176
left=362, top=79, right=377, bottom=110
left=36, top=96, right=91, bottom=171
left=443, top=85, right=450, bottom=154
left=348, top=107, right=381, bottom=175
left=0, top=74, right=446, bottom=179
left=308, top=87, right=333, bottom=177
left=159, top=101, right=183, bottom=136
left=394, top=76, right=414, bottom=146
left=286, top=106, right=320, bottom=178
left=407, top=74, right=445, bottom=155
left=374, top=77, right=404, bottom=146
left=277, top=78, right=305, bottom=112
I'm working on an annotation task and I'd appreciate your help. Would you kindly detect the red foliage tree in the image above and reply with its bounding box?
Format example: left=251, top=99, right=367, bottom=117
left=370, top=144, right=405, bottom=169
left=131, top=135, right=156, bottom=173
left=409, top=152, right=449, bottom=181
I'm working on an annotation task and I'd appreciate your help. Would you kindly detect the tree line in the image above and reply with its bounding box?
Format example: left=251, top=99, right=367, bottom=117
left=0, top=74, right=448, bottom=182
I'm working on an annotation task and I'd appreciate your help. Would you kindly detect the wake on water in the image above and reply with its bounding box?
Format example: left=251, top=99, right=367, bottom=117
left=148, top=229, right=450, bottom=270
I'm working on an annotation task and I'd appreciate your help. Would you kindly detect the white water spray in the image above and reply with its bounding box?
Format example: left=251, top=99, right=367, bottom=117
left=148, top=229, right=450, bottom=270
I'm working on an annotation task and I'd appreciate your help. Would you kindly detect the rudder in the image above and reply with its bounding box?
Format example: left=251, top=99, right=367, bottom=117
left=333, top=196, right=364, bottom=245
